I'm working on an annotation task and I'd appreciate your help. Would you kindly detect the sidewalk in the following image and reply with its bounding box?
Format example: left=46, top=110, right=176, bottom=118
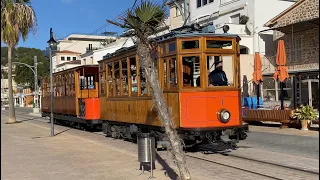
left=249, top=124, right=319, bottom=137
left=1, top=114, right=170, bottom=180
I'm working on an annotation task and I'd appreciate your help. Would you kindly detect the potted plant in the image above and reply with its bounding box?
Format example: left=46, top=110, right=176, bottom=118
left=293, top=105, right=318, bottom=130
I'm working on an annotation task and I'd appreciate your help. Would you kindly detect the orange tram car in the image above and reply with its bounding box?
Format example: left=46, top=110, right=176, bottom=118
left=41, top=27, right=248, bottom=148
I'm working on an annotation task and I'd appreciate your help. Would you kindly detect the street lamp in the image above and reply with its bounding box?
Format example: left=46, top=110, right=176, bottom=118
left=47, top=28, right=57, bottom=137
left=12, top=58, right=38, bottom=112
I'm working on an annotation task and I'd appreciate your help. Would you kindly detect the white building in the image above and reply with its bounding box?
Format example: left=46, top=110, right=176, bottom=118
left=80, top=37, right=135, bottom=65
left=168, top=0, right=297, bottom=96
left=52, top=50, right=82, bottom=72
left=49, top=34, right=118, bottom=54
left=47, top=33, right=119, bottom=72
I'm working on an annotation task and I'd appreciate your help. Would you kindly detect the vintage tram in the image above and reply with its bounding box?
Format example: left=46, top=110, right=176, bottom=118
left=41, top=65, right=101, bottom=128
left=41, top=28, right=248, bottom=148
left=98, top=29, right=248, bottom=147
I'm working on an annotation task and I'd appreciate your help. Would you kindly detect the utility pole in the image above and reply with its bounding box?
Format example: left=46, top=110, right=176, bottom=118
left=34, top=56, right=38, bottom=111
left=12, top=60, right=39, bottom=113
left=47, top=28, right=57, bottom=137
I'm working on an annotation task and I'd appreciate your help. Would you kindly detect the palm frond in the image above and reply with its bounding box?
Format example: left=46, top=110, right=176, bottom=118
left=1, top=0, right=37, bottom=45
left=106, top=0, right=166, bottom=40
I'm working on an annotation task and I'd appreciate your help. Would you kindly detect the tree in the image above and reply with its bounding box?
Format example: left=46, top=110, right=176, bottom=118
left=1, top=0, right=37, bottom=124
left=107, top=1, right=191, bottom=180
left=10, top=47, right=49, bottom=90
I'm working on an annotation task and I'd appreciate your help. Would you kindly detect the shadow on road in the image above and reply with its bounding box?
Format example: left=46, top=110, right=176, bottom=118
left=54, top=128, right=72, bottom=136
left=155, top=152, right=178, bottom=179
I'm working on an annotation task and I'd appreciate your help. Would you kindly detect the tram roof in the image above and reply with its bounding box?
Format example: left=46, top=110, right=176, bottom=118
left=101, top=30, right=241, bottom=61
left=154, top=31, right=240, bottom=42
left=52, top=65, right=98, bottom=75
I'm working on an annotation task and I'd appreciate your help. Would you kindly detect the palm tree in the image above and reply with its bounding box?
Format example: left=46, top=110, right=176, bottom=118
left=107, top=1, right=191, bottom=180
left=1, top=0, right=37, bottom=123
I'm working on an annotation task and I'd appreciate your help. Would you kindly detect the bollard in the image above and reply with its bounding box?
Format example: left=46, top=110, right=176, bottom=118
left=137, top=133, right=156, bottom=179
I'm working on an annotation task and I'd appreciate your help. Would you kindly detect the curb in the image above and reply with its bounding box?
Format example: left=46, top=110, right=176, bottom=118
left=27, top=112, right=42, bottom=117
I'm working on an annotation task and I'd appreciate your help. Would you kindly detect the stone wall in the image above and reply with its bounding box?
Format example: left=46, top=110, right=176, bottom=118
left=267, top=27, right=319, bottom=71
left=274, top=0, right=319, bottom=28
left=282, top=27, right=319, bottom=69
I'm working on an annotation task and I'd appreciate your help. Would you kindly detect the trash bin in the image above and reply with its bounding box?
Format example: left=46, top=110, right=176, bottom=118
left=137, top=133, right=156, bottom=163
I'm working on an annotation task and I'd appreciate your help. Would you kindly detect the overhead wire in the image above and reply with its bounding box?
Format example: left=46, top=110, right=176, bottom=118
left=60, top=0, right=146, bottom=52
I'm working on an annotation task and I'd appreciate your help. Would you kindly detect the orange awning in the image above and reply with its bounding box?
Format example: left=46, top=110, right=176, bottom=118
left=273, top=40, right=289, bottom=82
left=253, top=52, right=263, bottom=85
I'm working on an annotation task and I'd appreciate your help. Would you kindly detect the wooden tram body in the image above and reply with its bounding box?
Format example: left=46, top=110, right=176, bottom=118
left=41, top=29, right=249, bottom=147
left=41, top=65, right=101, bottom=127
left=98, top=31, right=248, bottom=145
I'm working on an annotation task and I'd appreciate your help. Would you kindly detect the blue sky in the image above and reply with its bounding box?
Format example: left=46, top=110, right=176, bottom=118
left=15, top=0, right=164, bottom=50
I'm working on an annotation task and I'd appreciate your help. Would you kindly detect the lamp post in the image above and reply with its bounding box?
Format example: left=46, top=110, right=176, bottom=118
left=12, top=59, right=38, bottom=112
left=47, top=28, right=57, bottom=137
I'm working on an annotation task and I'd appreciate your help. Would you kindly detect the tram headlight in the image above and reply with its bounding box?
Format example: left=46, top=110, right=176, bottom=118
left=218, top=109, right=231, bottom=123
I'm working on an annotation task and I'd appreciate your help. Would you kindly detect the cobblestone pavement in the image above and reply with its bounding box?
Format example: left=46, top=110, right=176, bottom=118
left=2, top=110, right=319, bottom=180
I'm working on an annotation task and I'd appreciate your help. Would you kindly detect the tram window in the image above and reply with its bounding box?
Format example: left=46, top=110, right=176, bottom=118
left=66, top=84, right=69, bottom=96
left=206, top=55, right=234, bottom=87
left=121, top=60, right=129, bottom=96
left=163, top=59, right=167, bottom=89
left=100, top=73, right=105, bottom=95
left=99, top=63, right=104, bottom=71
left=182, top=56, right=200, bottom=87
left=129, top=57, right=138, bottom=96
left=114, top=61, right=120, bottom=96
left=168, top=42, right=176, bottom=52
left=206, top=40, right=232, bottom=49
left=169, top=58, right=178, bottom=88
left=181, top=40, right=199, bottom=50
left=162, top=44, right=166, bottom=54
left=87, top=76, right=95, bottom=89
left=140, top=68, right=149, bottom=95
left=107, top=63, right=113, bottom=97
left=71, top=73, right=75, bottom=96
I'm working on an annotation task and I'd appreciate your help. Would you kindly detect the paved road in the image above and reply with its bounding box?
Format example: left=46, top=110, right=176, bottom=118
left=239, top=130, right=319, bottom=159
left=14, top=107, right=319, bottom=159
left=14, top=107, right=34, bottom=113
left=2, top=110, right=319, bottom=180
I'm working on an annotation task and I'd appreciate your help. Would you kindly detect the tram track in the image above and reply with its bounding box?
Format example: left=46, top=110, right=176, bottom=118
left=184, top=151, right=319, bottom=180
left=5, top=111, right=319, bottom=180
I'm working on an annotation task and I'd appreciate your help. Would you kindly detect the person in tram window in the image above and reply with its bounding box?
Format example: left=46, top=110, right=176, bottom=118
left=183, top=73, right=192, bottom=87
left=208, top=60, right=228, bottom=86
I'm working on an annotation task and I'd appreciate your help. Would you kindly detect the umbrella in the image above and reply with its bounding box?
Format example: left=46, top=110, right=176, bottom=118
left=273, top=40, right=289, bottom=110
left=253, top=52, right=263, bottom=107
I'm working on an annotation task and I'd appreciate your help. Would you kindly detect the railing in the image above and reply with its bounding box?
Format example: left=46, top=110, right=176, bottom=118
left=86, top=47, right=101, bottom=52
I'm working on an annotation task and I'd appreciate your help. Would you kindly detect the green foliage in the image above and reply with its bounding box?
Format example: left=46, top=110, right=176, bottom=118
left=293, top=105, right=318, bottom=122
left=107, top=0, right=166, bottom=40
left=1, top=0, right=37, bottom=46
left=1, top=47, right=49, bottom=90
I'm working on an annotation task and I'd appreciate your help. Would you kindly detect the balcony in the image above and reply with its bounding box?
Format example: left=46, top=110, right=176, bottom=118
left=86, top=47, right=101, bottom=52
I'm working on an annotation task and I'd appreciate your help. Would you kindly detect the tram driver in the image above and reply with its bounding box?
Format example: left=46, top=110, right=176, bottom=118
left=208, top=60, right=228, bottom=86
left=196, top=60, right=228, bottom=87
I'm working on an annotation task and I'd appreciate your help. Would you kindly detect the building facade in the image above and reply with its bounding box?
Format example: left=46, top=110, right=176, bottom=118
left=52, top=50, right=82, bottom=72
left=263, top=0, right=319, bottom=109
left=80, top=37, right=135, bottom=65
left=168, top=0, right=297, bottom=97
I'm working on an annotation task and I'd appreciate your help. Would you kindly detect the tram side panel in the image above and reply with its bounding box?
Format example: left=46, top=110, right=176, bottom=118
left=179, top=90, right=241, bottom=128
left=99, top=92, right=180, bottom=128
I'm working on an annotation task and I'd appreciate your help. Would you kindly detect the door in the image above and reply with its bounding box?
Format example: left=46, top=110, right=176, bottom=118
left=300, top=79, right=319, bottom=109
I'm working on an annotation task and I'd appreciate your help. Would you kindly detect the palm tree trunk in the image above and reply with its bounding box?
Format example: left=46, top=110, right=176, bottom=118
left=7, top=45, right=17, bottom=124
left=137, top=43, right=191, bottom=180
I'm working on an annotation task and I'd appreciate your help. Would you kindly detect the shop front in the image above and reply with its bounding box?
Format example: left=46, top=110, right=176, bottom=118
left=262, top=69, right=319, bottom=110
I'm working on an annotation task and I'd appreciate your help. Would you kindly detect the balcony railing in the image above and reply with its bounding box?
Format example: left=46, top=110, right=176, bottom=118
left=86, top=47, right=101, bottom=52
